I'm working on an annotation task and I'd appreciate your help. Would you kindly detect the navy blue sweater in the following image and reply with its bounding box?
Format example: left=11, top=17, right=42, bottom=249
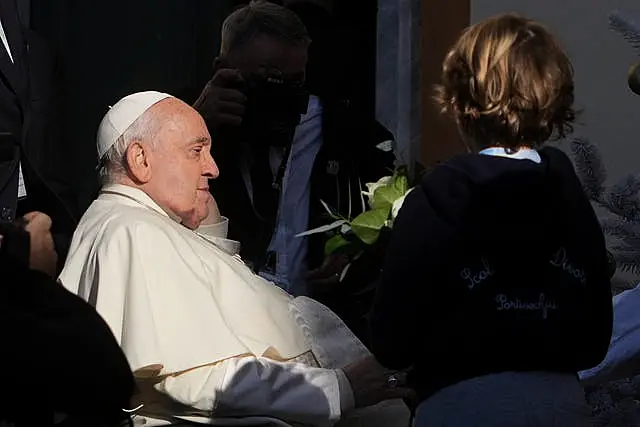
left=370, top=147, right=613, bottom=402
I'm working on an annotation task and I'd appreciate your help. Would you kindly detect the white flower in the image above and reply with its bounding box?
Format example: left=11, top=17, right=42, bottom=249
left=390, top=187, right=414, bottom=222
left=364, top=176, right=393, bottom=196
left=362, top=176, right=393, bottom=207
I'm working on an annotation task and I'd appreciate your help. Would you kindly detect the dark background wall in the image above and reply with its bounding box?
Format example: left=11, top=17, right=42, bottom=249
left=30, top=0, right=241, bottom=211
left=28, top=0, right=378, bottom=213
left=333, top=1, right=378, bottom=124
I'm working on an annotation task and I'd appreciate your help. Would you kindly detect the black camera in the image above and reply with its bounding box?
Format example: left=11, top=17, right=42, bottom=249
left=236, top=70, right=310, bottom=147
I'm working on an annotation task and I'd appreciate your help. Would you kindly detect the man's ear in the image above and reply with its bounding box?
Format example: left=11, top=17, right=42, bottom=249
left=125, top=141, right=152, bottom=184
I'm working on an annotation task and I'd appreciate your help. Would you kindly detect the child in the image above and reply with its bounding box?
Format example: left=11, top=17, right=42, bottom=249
left=370, top=13, right=612, bottom=426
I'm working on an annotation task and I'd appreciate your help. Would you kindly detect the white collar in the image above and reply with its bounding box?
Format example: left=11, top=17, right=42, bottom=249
left=100, top=183, right=183, bottom=224
left=479, top=147, right=541, bottom=164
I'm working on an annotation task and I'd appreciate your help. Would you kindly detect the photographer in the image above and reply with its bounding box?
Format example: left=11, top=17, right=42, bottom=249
left=0, top=213, right=134, bottom=426
left=194, top=1, right=394, bottom=340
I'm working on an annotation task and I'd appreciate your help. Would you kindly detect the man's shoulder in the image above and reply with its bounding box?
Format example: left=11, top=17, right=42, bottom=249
left=82, top=201, right=175, bottom=244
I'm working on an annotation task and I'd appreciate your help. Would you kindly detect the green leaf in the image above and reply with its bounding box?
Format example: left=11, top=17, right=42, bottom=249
left=370, top=173, right=409, bottom=210
left=370, top=186, right=393, bottom=209
left=392, top=169, right=410, bottom=195
left=325, top=234, right=351, bottom=255
left=350, top=207, right=391, bottom=245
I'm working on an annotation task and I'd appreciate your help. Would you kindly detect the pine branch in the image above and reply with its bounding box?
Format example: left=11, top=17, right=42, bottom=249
left=569, top=138, right=607, bottom=201
left=604, top=174, right=640, bottom=222
left=609, top=10, right=640, bottom=53
left=609, top=242, right=640, bottom=275
left=616, top=227, right=640, bottom=249
left=601, top=216, right=638, bottom=238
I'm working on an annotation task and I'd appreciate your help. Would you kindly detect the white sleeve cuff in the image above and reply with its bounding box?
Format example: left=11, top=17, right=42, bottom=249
left=196, top=216, right=229, bottom=238
left=335, top=369, right=355, bottom=413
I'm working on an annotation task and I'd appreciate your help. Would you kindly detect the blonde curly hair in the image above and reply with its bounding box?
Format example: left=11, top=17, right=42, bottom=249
left=434, top=13, right=575, bottom=150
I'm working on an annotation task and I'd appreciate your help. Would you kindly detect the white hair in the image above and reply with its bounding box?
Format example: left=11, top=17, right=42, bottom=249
left=98, top=109, right=160, bottom=185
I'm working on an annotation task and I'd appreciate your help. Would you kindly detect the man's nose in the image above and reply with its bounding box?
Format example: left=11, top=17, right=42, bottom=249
left=202, top=152, right=219, bottom=179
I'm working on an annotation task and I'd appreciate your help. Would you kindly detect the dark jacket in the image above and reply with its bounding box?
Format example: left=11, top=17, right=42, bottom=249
left=370, top=147, right=613, bottom=402
left=0, top=0, right=76, bottom=266
left=0, top=221, right=135, bottom=426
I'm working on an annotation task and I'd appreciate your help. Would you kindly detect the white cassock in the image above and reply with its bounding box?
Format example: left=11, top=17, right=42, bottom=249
left=59, top=184, right=409, bottom=427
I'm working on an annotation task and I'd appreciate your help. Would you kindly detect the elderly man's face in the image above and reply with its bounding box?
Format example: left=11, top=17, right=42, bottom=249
left=146, top=99, right=218, bottom=223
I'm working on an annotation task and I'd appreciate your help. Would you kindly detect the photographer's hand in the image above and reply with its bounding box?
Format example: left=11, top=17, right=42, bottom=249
left=193, top=69, right=246, bottom=130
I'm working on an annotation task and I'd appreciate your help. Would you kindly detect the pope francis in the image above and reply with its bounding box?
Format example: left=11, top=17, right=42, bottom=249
left=59, top=91, right=410, bottom=427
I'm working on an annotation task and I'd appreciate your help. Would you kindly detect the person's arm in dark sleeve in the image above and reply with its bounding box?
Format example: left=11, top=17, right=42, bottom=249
left=573, top=187, right=613, bottom=370
left=369, top=167, right=463, bottom=370
left=547, top=147, right=613, bottom=370
left=0, top=220, right=29, bottom=268
left=0, top=232, right=135, bottom=420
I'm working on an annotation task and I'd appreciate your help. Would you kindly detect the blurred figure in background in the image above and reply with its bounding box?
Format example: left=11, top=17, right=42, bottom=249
left=0, top=0, right=77, bottom=271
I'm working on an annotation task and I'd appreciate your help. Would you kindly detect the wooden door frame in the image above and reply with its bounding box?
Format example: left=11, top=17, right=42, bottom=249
left=419, top=0, right=470, bottom=167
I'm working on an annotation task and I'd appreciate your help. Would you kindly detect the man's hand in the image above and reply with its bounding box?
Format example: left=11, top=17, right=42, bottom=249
left=182, top=191, right=222, bottom=230
left=342, top=356, right=415, bottom=409
left=200, top=193, right=222, bottom=226
left=193, top=68, right=247, bottom=130
left=23, top=211, right=57, bottom=278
